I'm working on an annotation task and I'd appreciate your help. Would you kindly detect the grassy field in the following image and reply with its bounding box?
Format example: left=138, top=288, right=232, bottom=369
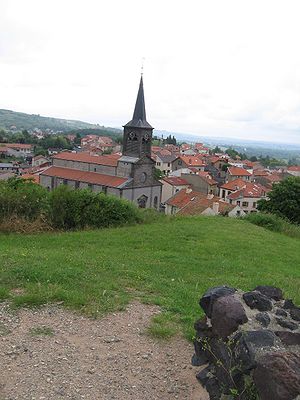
left=0, top=216, right=299, bottom=339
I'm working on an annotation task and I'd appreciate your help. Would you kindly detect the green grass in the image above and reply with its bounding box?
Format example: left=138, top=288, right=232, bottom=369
left=0, top=216, right=299, bottom=340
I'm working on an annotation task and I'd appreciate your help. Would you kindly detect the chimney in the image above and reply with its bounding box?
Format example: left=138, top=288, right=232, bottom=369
left=186, top=187, right=193, bottom=194
left=212, top=201, right=219, bottom=214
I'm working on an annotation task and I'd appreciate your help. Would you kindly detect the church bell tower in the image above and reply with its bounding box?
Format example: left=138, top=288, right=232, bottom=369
left=122, top=75, right=153, bottom=158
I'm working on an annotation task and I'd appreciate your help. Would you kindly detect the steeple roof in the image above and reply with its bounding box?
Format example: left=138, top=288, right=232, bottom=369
left=124, top=75, right=153, bottom=129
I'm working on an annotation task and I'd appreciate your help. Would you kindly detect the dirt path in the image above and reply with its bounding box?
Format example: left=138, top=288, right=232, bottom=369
left=0, top=302, right=208, bottom=400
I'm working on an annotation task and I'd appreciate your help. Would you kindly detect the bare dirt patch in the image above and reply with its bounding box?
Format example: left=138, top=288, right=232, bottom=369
left=0, top=302, right=208, bottom=400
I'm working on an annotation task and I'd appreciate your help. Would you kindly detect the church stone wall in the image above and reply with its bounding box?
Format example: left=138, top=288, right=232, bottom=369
left=52, top=159, right=116, bottom=176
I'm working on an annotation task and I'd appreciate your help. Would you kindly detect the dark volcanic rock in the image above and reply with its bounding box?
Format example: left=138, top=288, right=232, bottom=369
left=205, top=377, right=222, bottom=400
left=199, top=286, right=236, bottom=318
left=290, top=307, right=300, bottom=322
left=211, top=295, right=248, bottom=338
left=254, top=285, right=283, bottom=301
left=275, top=331, right=300, bottom=346
left=196, top=366, right=211, bottom=386
left=283, top=299, right=297, bottom=309
left=276, top=317, right=298, bottom=331
left=233, top=330, right=276, bottom=372
left=275, top=308, right=288, bottom=317
left=243, top=291, right=273, bottom=311
left=255, top=312, right=271, bottom=327
left=253, top=352, right=300, bottom=400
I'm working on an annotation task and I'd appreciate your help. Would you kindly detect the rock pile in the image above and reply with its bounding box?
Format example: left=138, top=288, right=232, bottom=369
left=193, top=286, right=300, bottom=400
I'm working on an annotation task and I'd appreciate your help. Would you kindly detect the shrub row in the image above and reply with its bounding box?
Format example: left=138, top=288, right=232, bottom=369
left=0, top=177, right=142, bottom=231
left=244, top=212, right=300, bottom=239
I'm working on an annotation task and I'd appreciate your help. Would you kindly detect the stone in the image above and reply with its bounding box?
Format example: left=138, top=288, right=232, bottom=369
left=233, top=330, right=276, bottom=373
left=191, top=353, right=208, bottom=367
left=254, top=285, right=283, bottom=301
left=243, top=291, right=272, bottom=311
left=275, top=308, right=288, bottom=317
left=275, top=331, right=300, bottom=346
left=205, top=376, right=222, bottom=400
left=196, top=366, right=211, bottom=386
left=255, top=312, right=270, bottom=327
left=199, top=286, right=236, bottom=318
left=283, top=299, right=297, bottom=309
left=211, top=295, right=248, bottom=338
left=290, top=308, right=300, bottom=322
left=253, top=352, right=300, bottom=400
left=276, top=317, right=298, bottom=331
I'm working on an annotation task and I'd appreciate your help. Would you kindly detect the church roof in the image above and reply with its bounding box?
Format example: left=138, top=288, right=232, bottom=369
left=41, top=166, right=130, bottom=188
left=124, top=75, right=153, bottom=129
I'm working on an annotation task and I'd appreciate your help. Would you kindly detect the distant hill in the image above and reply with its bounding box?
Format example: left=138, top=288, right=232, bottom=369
left=0, top=109, right=120, bottom=134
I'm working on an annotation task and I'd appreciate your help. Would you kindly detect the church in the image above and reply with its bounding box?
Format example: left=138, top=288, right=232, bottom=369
left=40, top=76, right=162, bottom=208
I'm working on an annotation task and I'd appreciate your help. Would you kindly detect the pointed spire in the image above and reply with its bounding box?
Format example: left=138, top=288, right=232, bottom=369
left=124, top=75, right=153, bottom=129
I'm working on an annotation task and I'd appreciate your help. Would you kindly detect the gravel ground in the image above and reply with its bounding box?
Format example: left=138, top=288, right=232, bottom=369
left=0, top=301, right=208, bottom=400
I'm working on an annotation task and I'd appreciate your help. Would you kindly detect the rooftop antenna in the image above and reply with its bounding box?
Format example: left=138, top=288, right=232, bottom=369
left=141, top=57, right=145, bottom=76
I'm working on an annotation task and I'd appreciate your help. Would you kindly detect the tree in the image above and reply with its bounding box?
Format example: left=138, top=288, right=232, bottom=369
left=258, top=177, right=300, bottom=224
left=250, top=156, right=258, bottom=162
left=154, top=168, right=163, bottom=180
left=212, top=146, right=222, bottom=154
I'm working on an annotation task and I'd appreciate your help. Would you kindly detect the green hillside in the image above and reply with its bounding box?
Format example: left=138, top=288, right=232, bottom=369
left=0, top=216, right=299, bottom=339
left=0, top=109, right=119, bottom=133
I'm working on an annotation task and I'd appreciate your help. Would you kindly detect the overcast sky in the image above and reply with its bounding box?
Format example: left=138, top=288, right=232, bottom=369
left=1, top=0, right=300, bottom=144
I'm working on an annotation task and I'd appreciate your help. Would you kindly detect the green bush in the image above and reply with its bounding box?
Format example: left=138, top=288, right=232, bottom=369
left=49, top=185, right=141, bottom=230
left=0, top=177, right=49, bottom=221
left=245, top=212, right=300, bottom=238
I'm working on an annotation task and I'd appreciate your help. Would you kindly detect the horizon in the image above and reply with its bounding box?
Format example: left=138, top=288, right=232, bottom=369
left=1, top=0, right=300, bottom=145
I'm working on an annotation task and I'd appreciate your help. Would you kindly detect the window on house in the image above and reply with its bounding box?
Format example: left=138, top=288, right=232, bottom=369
left=167, top=163, right=170, bottom=167
left=236, top=210, right=241, bottom=216
left=88, top=183, right=93, bottom=190
left=63, top=179, right=68, bottom=185
left=94, top=167, right=97, bottom=172
left=178, top=160, right=182, bottom=165
left=242, top=201, right=249, bottom=207
left=153, top=196, right=158, bottom=209
left=75, top=181, right=80, bottom=189
left=103, top=186, right=107, bottom=194
left=253, top=202, right=257, bottom=208
left=157, top=162, right=161, bottom=166
left=237, top=201, right=240, bottom=206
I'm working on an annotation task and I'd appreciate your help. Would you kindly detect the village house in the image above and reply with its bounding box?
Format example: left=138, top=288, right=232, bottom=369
left=181, top=171, right=218, bottom=195
left=160, top=176, right=190, bottom=203
left=154, top=152, right=178, bottom=175
left=0, top=143, right=33, bottom=158
left=172, top=155, right=206, bottom=172
left=226, top=182, right=268, bottom=213
left=165, top=188, right=244, bottom=217
left=40, top=76, right=162, bottom=209
left=219, top=178, right=247, bottom=200
left=226, top=166, right=252, bottom=182
left=287, top=165, right=300, bottom=177
left=32, top=155, right=50, bottom=167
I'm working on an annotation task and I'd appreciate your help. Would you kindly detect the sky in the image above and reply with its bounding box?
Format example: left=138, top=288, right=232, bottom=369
left=1, top=0, right=300, bottom=144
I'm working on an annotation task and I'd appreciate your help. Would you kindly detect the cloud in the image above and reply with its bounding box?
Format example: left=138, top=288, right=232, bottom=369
left=0, top=0, right=300, bottom=144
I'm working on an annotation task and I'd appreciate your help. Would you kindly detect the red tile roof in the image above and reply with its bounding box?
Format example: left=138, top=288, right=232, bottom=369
left=53, top=151, right=120, bottom=167
left=166, top=189, right=199, bottom=208
left=253, top=169, right=269, bottom=176
left=0, top=143, right=32, bottom=149
left=178, top=197, right=235, bottom=216
left=41, top=166, right=128, bottom=188
left=228, top=166, right=251, bottom=176
left=219, top=178, right=246, bottom=191
left=179, top=155, right=206, bottom=167
left=162, top=176, right=189, bottom=186
left=227, top=182, right=268, bottom=200
left=21, top=174, right=40, bottom=184
left=288, top=166, right=300, bottom=171
left=166, top=189, right=234, bottom=215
